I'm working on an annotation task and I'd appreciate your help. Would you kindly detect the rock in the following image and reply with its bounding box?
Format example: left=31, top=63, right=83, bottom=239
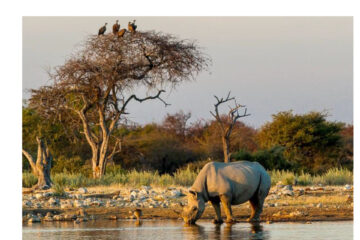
left=34, top=202, right=42, bottom=208
left=289, top=210, right=307, bottom=217
left=28, top=216, right=41, bottom=223
left=140, top=189, right=149, bottom=195
left=282, top=185, right=293, bottom=191
left=74, top=194, right=83, bottom=199
left=272, top=211, right=282, bottom=217
left=48, top=197, right=59, bottom=206
left=267, top=194, right=280, bottom=200
left=43, top=216, right=53, bottom=221
left=298, top=189, right=305, bottom=196
left=53, top=215, right=65, bottom=221
left=74, top=200, right=84, bottom=208
left=142, top=186, right=152, bottom=191
left=316, top=203, right=323, bottom=208
left=23, top=200, right=33, bottom=207
left=282, top=190, right=294, bottom=196
left=64, top=214, right=77, bottom=221
left=43, top=192, right=52, bottom=198
left=344, top=184, right=351, bottom=190
left=60, top=201, right=73, bottom=209
left=170, top=190, right=183, bottom=198
left=78, top=187, right=88, bottom=194
left=35, top=193, right=44, bottom=200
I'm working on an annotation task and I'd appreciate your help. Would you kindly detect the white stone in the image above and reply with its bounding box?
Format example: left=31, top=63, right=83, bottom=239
left=78, top=187, right=88, bottom=194
left=74, top=200, right=84, bottom=208
left=35, top=193, right=44, bottom=200
left=282, top=190, right=294, bottom=196
left=282, top=185, right=293, bottom=191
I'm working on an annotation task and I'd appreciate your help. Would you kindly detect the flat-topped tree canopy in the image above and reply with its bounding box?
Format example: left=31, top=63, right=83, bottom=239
left=29, top=30, right=210, bottom=178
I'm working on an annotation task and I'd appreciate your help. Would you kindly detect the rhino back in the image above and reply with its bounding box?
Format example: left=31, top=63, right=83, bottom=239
left=192, top=161, right=268, bottom=204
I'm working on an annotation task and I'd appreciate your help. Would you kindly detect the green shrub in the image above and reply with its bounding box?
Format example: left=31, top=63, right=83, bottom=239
left=52, top=183, right=65, bottom=196
left=313, top=168, right=353, bottom=185
left=173, top=167, right=198, bottom=186
left=270, top=170, right=296, bottom=186
left=22, top=167, right=353, bottom=189
left=296, top=171, right=312, bottom=186
left=22, top=172, right=37, bottom=188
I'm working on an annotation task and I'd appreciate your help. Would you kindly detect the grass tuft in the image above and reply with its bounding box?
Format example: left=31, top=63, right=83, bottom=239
left=22, top=167, right=352, bottom=188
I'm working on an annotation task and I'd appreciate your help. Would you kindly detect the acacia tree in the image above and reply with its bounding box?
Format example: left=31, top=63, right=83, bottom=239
left=22, top=137, right=52, bottom=189
left=29, top=31, right=208, bottom=178
left=210, top=92, right=250, bottom=163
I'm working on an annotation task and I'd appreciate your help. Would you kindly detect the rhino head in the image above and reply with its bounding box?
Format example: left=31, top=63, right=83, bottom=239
left=181, top=190, right=205, bottom=224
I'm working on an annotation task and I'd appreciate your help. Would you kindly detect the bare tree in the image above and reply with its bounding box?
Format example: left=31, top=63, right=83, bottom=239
left=22, top=137, right=52, bottom=189
left=162, top=111, right=191, bottom=140
left=210, top=92, right=250, bottom=163
left=29, top=31, right=209, bottom=178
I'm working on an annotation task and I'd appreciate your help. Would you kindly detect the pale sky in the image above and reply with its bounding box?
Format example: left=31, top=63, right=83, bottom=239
left=22, top=17, right=353, bottom=128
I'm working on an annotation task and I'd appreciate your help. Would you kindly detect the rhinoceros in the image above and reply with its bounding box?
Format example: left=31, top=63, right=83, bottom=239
left=182, top=161, right=271, bottom=224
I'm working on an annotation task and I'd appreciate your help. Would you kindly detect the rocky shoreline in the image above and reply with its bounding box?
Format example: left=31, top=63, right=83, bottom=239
left=22, top=184, right=353, bottom=224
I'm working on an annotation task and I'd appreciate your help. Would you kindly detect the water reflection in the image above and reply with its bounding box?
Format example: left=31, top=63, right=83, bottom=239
left=23, top=220, right=352, bottom=240
left=182, top=222, right=268, bottom=240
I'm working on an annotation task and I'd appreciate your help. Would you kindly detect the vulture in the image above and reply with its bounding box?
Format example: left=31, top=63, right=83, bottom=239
left=112, top=20, right=120, bottom=35
left=128, top=20, right=137, bottom=33
left=98, top=23, right=107, bottom=35
left=118, top=28, right=126, bottom=38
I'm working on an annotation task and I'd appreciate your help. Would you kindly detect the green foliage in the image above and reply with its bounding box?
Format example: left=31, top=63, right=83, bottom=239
left=52, top=183, right=66, bottom=196
left=232, top=146, right=292, bottom=170
left=173, top=167, right=199, bottom=186
left=257, top=111, right=345, bottom=172
left=51, top=156, right=85, bottom=174
left=22, top=172, right=38, bottom=188
left=269, top=168, right=353, bottom=186
left=23, top=167, right=352, bottom=189
left=269, top=170, right=296, bottom=186
left=312, top=168, right=353, bottom=185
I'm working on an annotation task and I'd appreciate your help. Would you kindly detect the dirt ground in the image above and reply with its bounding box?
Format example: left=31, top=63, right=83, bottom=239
left=23, top=186, right=353, bottom=223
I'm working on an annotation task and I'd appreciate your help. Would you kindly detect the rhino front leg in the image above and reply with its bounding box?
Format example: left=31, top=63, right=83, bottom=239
left=210, top=200, right=223, bottom=224
left=220, top=194, right=235, bottom=223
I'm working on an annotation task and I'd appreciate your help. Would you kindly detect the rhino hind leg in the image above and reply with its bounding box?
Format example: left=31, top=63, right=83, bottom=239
left=247, top=189, right=266, bottom=222
left=220, top=194, right=235, bottom=223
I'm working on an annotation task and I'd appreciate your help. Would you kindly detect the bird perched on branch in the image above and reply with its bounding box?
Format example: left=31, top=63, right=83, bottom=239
left=98, top=23, right=107, bottom=35
left=113, top=20, right=120, bottom=35
left=118, top=28, right=126, bottom=38
left=128, top=20, right=137, bottom=33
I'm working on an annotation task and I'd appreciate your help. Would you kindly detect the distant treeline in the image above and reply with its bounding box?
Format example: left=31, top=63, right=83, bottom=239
left=23, top=106, right=353, bottom=176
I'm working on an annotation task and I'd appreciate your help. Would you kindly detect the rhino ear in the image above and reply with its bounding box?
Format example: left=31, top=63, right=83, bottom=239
left=189, top=190, right=197, bottom=197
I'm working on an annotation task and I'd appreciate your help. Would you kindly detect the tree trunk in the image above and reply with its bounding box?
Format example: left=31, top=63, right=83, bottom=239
left=22, top=137, right=52, bottom=190
left=89, top=137, right=111, bottom=179
left=222, top=136, right=231, bottom=163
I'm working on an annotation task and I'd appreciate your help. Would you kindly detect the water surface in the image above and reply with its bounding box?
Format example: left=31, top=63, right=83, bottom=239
left=23, top=220, right=353, bottom=240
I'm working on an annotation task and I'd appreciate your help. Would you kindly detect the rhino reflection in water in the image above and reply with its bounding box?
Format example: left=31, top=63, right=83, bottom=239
left=182, top=161, right=271, bottom=224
